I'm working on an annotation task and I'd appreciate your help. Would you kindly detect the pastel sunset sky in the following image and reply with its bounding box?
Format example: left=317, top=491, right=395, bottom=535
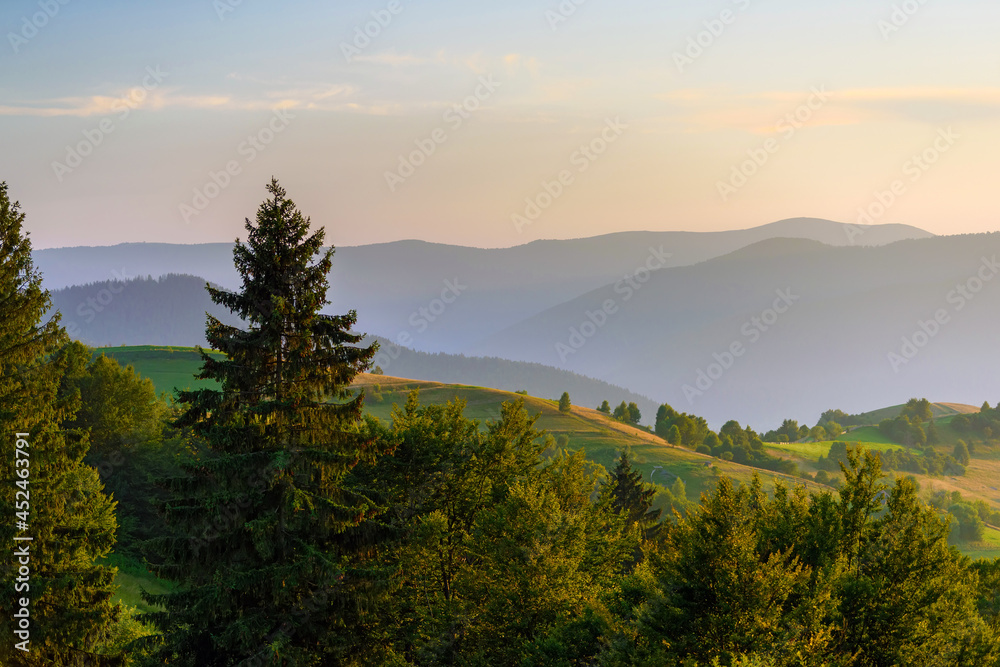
left=2, top=0, right=998, bottom=249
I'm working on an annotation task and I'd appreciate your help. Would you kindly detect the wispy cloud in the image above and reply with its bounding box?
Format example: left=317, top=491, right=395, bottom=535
left=0, top=89, right=229, bottom=117
left=0, top=84, right=381, bottom=116
left=655, top=86, right=1000, bottom=134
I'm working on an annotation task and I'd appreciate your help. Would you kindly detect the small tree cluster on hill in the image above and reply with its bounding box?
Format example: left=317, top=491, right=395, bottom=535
left=613, top=400, right=641, bottom=425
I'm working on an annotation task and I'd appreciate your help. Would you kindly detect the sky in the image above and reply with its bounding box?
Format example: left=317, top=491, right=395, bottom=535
left=2, top=0, right=999, bottom=250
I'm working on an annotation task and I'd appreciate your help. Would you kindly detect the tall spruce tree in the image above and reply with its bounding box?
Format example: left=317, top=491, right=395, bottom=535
left=0, top=182, right=123, bottom=665
left=146, top=179, right=381, bottom=665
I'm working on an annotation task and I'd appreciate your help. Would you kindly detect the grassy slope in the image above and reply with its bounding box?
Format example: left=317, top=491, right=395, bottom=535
left=97, top=345, right=825, bottom=501
left=357, top=374, right=825, bottom=502
left=95, top=345, right=225, bottom=396
left=834, top=426, right=899, bottom=445
left=101, top=554, right=173, bottom=614
left=850, top=401, right=980, bottom=425
left=766, top=439, right=903, bottom=462
left=97, top=346, right=1000, bottom=559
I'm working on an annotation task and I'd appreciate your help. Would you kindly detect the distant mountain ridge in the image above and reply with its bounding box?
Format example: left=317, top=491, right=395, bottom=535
left=40, top=219, right=985, bottom=430
left=33, top=218, right=932, bottom=353
left=476, top=232, right=1000, bottom=428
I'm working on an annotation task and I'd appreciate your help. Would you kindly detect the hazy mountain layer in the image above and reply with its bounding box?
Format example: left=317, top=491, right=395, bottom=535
left=34, top=218, right=931, bottom=352
left=477, top=233, right=1000, bottom=429
left=44, top=273, right=659, bottom=420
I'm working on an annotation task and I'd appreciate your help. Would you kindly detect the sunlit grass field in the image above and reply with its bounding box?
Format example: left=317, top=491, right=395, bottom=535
left=768, top=439, right=905, bottom=462
left=97, top=346, right=1000, bottom=560
left=95, top=345, right=225, bottom=396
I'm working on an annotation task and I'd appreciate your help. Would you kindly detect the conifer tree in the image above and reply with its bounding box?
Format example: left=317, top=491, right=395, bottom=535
left=603, top=450, right=661, bottom=531
left=146, top=179, right=382, bottom=665
left=558, top=391, right=571, bottom=412
left=0, top=182, right=122, bottom=665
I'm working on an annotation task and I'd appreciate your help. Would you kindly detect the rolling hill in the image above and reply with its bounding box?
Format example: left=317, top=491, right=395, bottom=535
left=35, top=218, right=931, bottom=353
left=352, top=373, right=825, bottom=503
left=94, top=343, right=1000, bottom=559
left=92, top=344, right=821, bottom=502
left=49, top=274, right=244, bottom=348
left=476, top=233, right=1000, bottom=428
left=94, top=344, right=660, bottom=424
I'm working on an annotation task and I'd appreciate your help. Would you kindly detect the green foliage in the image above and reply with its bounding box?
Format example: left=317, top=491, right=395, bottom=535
left=670, top=476, right=686, bottom=503
left=613, top=400, right=642, bottom=425
left=655, top=402, right=709, bottom=447
left=604, top=448, right=999, bottom=666
left=598, top=399, right=611, bottom=414
left=818, top=408, right=866, bottom=428
left=54, top=344, right=181, bottom=556
left=628, top=402, right=641, bottom=424
left=763, top=418, right=803, bottom=443
left=956, top=439, right=972, bottom=465
left=823, top=421, right=843, bottom=438
left=821, top=438, right=966, bottom=478
left=353, top=392, right=636, bottom=665
left=950, top=503, right=987, bottom=543
left=558, top=391, right=572, bottom=412
left=0, top=182, right=124, bottom=665
left=879, top=414, right=927, bottom=447
left=901, top=397, right=934, bottom=422
left=604, top=451, right=662, bottom=544
left=144, top=179, right=382, bottom=665
left=927, top=419, right=942, bottom=445
left=952, top=402, right=1000, bottom=442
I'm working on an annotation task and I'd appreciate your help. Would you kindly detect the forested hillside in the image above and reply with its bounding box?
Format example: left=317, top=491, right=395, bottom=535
left=47, top=273, right=244, bottom=347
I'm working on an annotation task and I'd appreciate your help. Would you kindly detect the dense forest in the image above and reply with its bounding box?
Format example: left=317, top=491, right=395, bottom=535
left=47, top=274, right=245, bottom=348
left=6, top=179, right=1000, bottom=665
